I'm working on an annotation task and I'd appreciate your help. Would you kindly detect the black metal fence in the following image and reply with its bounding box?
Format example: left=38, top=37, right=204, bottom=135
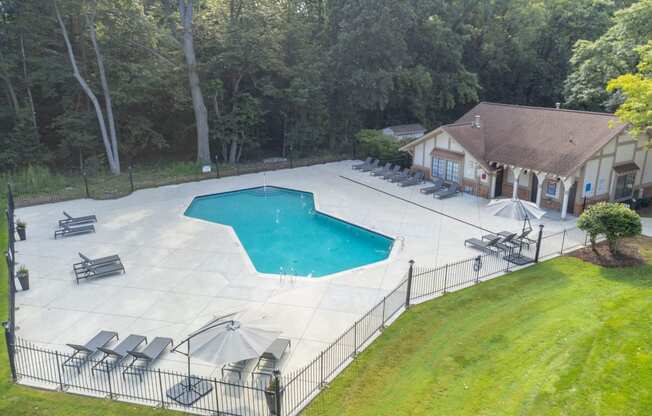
left=3, top=184, right=17, bottom=381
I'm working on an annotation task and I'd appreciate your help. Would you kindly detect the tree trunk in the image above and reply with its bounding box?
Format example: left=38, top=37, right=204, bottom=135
left=87, top=6, right=120, bottom=173
left=54, top=0, right=118, bottom=174
left=228, top=137, right=238, bottom=163
left=19, top=33, right=39, bottom=141
left=0, top=72, right=19, bottom=116
left=179, top=0, right=211, bottom=164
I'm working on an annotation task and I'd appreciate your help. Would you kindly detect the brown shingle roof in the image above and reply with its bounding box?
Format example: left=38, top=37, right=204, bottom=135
left=402, top=102, right=627, bottom=177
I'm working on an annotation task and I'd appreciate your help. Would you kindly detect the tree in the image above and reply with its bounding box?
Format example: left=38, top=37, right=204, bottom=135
left=178, top=0, right=211, bottom=164
left=577, top=202, right=641, bottom=254
left=607, top=41, right=652, bottom=140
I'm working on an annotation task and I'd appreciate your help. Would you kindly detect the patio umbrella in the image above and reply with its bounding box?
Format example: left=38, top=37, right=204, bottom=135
left=487, top=198, right=546, bottom=221
left=167, top=312, right=281, bottom=405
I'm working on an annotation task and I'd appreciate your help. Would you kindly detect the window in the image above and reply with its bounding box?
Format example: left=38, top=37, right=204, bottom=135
left=431, top=157, right=460, bottom=183
left=546, top=181, right=557, bottom=198
left=614, top=173, right=635, bottom=200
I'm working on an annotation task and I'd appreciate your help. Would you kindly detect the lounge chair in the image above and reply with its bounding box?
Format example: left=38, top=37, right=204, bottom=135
left=434, top=182, right=460, bottom=199
left=93, top=334, right=147, bottom=374
left=251, top=338, right=291, bottom=384
left=464, top=235, right=501, bottom=253
left=370, top=162, right=391, bottom=176
left=73, top=255, right=125, bottom=284
left=62, top=330, right=118, bottom=373
left=494, top=233, right=518, bottom=252
left=381, top=165, right=401, bottom=179
left=78, top=252, right=121, bottom=267
left=222, top=359, right=251, bottom=381
left=54, top=223, right=96, bottom=239
left=352, top=157, right=372, bottom=170
left=419, top=178, right=444, bottom=194
left=398, top=171, right=425, bottom=187
left=482, top=229, right=535, bottom=248
left=359, top=159, right=380, bottom=172
left=389, top=169, right=412, bottom=183
left=122, top=337, right=173, bottom=380
left=59, top=211, right=97, bottom=227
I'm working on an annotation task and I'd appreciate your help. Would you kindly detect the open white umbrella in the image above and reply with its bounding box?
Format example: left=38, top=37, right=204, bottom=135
left=167, top=312, right=281, bottom=406
left=487, top=198, right=546, bottom=220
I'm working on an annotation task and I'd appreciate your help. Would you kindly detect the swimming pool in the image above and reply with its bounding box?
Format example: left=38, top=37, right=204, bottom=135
left=184, top=186, right=393, bottom=277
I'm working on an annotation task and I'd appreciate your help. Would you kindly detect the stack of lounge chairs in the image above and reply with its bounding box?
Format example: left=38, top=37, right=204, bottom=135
left=63, top=330, right=173, bottom=379
left=465, top=230, right=534, bottom=254
left=54, top=212, right=97, bottom=239
left=433, top=182, right=460, bottom=199
left=73, top=252, right=125, bottom=284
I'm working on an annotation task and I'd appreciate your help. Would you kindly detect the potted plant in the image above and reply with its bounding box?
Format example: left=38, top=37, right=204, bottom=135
left=264, top=375, right=283, bottom=416
left=17, top=265, right=29, bottom=291
left=16, top=219, right=27, bottom=241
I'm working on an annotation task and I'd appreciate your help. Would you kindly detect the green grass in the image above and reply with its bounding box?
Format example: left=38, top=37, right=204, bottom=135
left=304, top=238, right=652, bottom=416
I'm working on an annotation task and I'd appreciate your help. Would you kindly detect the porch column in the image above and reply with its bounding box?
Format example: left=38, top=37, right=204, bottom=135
left=535, top=171, right=547, bottom=208
left=489, top=173, right=497, bottom=198
left=511, top=167, right=523, bottom=200
left=561, top=176, right=576, bottom=220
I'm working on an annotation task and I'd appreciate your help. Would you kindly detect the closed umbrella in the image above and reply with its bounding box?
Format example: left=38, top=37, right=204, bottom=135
left=167, top=312, right=281, bottom=406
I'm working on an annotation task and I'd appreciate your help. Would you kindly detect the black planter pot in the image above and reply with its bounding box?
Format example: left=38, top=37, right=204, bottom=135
left=16, top=226, right=26, bottom=241
left=17, top=271, right=29, bottom=291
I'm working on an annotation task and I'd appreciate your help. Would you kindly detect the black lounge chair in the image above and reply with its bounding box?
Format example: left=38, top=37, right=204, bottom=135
left=464, top=235, right=501, bottom=253
left=420, top=178, right=444, bottom=194
left=359, top=159, right=380, bottom=172
left=78, top=252, right=121, bottom=267
left=251, top=338, right=291, bottom=384
left=389, top=169, right=412, bottom=183
left=73, top=255, right=125, bottom=284
left=370, top=162, right=391, bottom=176
left=399, top=171, right=425, bottom=187
left=54, top=223, right=96, bottom=239
left=352, top=157, right=372, bottom=170
left=59, top=211, right=97, bottom=227
left=494, top=233, right=518, bottom=252
left=62, top=330, right=118, bottom=373
left=93, top=334, right=147, bottom=374
left=222, top=359, right=251, bottom=381
left=482, top=229, right=535, bottom=248
left=122, top=337, right=173, bottom=380
left=381, top=165, right=401, bottom=179
left=434, top=182, right=460, bottom=199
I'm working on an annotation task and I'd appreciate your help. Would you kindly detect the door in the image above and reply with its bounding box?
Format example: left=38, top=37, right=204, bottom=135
left=566, top=182, right=577, bottom=215
left=494, top=167, right=503, bottom=197
left=530, top=174, right=538, bottom=203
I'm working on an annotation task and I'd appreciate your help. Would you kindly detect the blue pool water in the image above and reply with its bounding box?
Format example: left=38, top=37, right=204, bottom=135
left=184, top=186, right=393, bottom=277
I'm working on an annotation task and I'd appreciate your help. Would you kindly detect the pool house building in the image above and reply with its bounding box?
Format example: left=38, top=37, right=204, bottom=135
left=399, top=102, right=649, bottom=219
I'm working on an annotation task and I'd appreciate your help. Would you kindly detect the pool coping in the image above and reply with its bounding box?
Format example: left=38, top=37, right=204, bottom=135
left=179, top=183, right=400, bottom=281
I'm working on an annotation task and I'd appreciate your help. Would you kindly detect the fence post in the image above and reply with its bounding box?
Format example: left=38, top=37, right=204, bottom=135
left=319, top=350, right=325, bottom=388
left=443, top=263, right=449, bottom=294
left=353, top=321, right=358, bottom=357
left=405, top=260, right=414, bottom=309
left=534, top=224, right=544, bottom=263
left=273, top=369, right=282, bottom=416
left=380, top=297, right=386, bottom=329
left=128, top=165, right=134, bottom=193
left=289, top=145, right=294, bottom=169
left=560, top=229, right=567, bottom=255
left=82, top=171, right=89, bottom=198
left=474, top=256, right=481, bottom=284
left=214, top=156, right=220, bottom=178
left=55, top=351, right=65, bottom=391
left=157, top=369, right=165, bottom=408
left=106, top=364, right=113, bottom=399
left=2, top=321, right=16, bottom=381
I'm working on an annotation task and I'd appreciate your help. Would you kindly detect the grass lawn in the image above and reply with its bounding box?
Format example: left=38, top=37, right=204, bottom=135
left=0, top=205, right=177, bottom=415
left=304, top=237, right=652, bottom=416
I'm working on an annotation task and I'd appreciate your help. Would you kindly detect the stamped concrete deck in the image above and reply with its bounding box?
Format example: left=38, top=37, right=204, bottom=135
left=13, top=160, right=577, bottom=380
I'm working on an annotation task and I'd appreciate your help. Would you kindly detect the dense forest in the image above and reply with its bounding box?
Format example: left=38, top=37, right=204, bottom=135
left=0, top=0, right=651, bottom=174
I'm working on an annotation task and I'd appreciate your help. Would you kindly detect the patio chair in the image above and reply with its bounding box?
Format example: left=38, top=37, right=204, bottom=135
left=419, top=177, right=444, bottom=194
left=398, top=171, right=425, bottom=187
left=352, top=157, right=372, bottom=170
left=464, top=235, right=501, bottom=253
left=54, top=223, right=96, bottom=239
left=59, top=211, right=97, bottom=227
left=389, top=169, right=412, bottom=183
left=359, top=159, right=380, bottom=172
left=222, top=359, right=251, bottom=381
left=381, top=165, right=401, bottom=179
left=370, top=162, right=391, bottom=176
left=122, top=337, right=173, bottom=380
left=73, top=255, right=125, bottom=284
left=62, top=330, right=118, bottom=373
left=251, top=338, right=291, bottom=384
left=93, top=334, right=147, bottom=374
left=433, top=182, right=460, bottom=199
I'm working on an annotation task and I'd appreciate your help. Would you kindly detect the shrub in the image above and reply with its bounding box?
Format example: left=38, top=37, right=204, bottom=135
left=355, top=129, right=410, bottom=164
left=577, top=202, right=642, bottom=254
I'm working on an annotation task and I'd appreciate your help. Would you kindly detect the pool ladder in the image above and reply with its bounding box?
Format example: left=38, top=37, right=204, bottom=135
left=279, top=267, right=296, bottom=285
left=396, top=236, right=405, bottom=252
